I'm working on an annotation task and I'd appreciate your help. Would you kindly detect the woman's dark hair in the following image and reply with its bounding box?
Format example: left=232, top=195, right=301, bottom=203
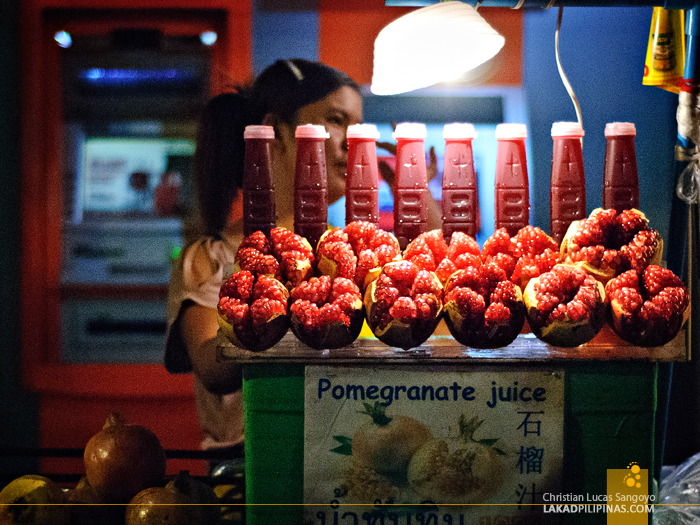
left=194, top=59, right=360, bottom=236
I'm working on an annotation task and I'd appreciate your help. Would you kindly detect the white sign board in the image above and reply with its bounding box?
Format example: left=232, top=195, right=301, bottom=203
left=304, top=366, right=564, bottom=524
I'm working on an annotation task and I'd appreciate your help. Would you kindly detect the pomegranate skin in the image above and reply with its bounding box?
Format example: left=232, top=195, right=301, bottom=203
left=443, top=267, right=525, bottom=349
left=125, top=486, right=204, bottom=525
left=218, top=271, right=290, bottom=352
left=560, top=208, right=663, bottom=284
left=289, top=276, right=365, bottom=350
left=83, top=413, right=167, bottom=504
left=606, top=265, right=689, bottom=347
left=364, top=261, right=443, bottom=350
left=317, top=221, right=402, bottom=293
left=523, top=264, right=606, bottom=347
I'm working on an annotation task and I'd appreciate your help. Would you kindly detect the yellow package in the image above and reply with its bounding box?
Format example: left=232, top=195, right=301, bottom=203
left=643, top=7, right=685, bottom=93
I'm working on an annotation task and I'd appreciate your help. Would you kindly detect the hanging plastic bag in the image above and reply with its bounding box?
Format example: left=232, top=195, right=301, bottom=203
left=654, top=452, right=700, bottom=524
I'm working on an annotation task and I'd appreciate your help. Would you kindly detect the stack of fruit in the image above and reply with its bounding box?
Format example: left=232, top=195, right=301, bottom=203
left=217, top=210, right=688, bottom=352
left=0, top=413, right=226, bottom=525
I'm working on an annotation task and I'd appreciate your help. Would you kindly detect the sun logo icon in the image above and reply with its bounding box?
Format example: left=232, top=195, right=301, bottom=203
left=623, top=462, right=642, bottom=488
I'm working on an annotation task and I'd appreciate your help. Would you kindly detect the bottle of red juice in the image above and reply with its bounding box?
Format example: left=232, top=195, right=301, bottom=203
left=442, top=122, right=478, bottom=240
left=550, top=121, right=586, bottom=244
left=603, top=122, right=639, bottom=212
left=495, top=123, right=530, bottom=237
left=243, top=125, right=276, bottom=237
left=346, top=123, right=380, bottom=225
left=393, top=122, right=428, bottom=249
left=294, top=124, right=328, bottom=248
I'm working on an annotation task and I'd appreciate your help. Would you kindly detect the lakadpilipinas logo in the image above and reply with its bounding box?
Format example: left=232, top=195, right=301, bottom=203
left=606, top=462, right=655, bottom=524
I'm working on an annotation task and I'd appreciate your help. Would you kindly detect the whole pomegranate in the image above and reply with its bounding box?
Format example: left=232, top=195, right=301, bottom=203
left=403, top=229, right=482, bottom=284
left=289, top=275, right=364, bottom=349
left=218, top=270, right=290, bottom=351
left=235, top=227, right=315, bottom=290
left=523, top=264, right=606, bottom=347
left=606, top=265, right=688, bottom=347
left=443, top=262, right=525, bottom=349
left=346, top=401, right=431, bottom=502
left=481, top=225, right=560, bottom=291
left=561, top=208, right=663, bottom=284
left=316, top=221, right=401, bottom=292
left=125, top=471, right=221, bottom=525
left=83, top=413, right=167, bottom=503
left=364, top=260, right=443, bottom=350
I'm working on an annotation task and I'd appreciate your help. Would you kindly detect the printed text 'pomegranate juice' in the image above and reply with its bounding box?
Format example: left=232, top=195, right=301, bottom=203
left=346, top=123, right=380, bottom=225
left=393, top=122, right=428, bottom=249
left=243, top=125, right=276, bottom=237
left=603, top=122, right=639, bottom=212
left=495, top=123, right=530, bottom=237
left=442, top=123, right=478, bottom=239
left=550, top=121, right=586, bottom=244
left=294, top=124, right=328, bottom=248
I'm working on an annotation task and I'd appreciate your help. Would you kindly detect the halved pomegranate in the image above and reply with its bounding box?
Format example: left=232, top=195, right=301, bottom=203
left=481, top=225, right=560, bottom=291
left=364, top=260, right=443, bottom=350
left=523, top=263, right=606, bottom=347
left=289, top=275, right=364, bottom=349
left=403, top=229, right=482, bottom=283
left=561, top=208, right=663, bottom=284
left=218, top=270, right=290, bottom=351
left=235, top=227, right=314, bottom=290
left=316, top=221, right=401, bottom=293
left=443, top=262, right=525, bottom=348
left=606, top=265, right=689, bottom=347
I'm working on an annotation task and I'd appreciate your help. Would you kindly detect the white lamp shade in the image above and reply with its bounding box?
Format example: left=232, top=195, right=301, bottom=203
left=371, top=2, right=505, bottom=96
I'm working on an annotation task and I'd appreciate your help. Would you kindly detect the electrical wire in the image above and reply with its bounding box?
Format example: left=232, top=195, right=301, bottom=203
left=555, top=6, right=583, bottom=128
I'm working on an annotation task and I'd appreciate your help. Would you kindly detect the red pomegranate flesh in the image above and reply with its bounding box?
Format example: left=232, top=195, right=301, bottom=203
left=443, top=262, right=525, bottom=348
left=481, top=225, right=560, bottom=291
left=606, top=264, right=688, bottom=347
left=290, top=275, right=364, bottom=349
left=316, top=221, right=401, bottom=293
left=561, top=208, right=662, bottom=284
left=523, top=263, right=606, bottom=347
left=364, top=260, right=443, bottom=350
left=218, top=270, right=290, bottom=351
left=235, top=227, right=315, bottom=290
left=403, top=229, right=482, bottom=284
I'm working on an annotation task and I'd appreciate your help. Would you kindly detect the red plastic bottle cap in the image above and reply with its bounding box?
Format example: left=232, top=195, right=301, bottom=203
left=443, top=122, right=477, bottom=140
left=347, top=123, right=380, bottom=140
left=605, top=122, right=636, bottom=137
left=244, top=125, right=275, bottom=140
left=495, top=123, right=527, bottom=140
left=393, top=122, right=427, bottom=140
left=295, top=124, right=329, bottom=139
left=551, top=121, right=585, bottom=138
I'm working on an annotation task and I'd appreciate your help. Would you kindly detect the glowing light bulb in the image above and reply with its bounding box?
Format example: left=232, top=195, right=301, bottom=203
left=200, top=31, right=217, bottom=46
left=54, top=30, right=72, bottom=48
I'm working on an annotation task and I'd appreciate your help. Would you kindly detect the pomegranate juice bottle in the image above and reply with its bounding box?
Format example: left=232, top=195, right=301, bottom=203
left=603, top=122, right=639, bottom=212
left=294, top=124, right=328, bottom=249
left=346, top=123, right=380, bottom=225
left=393, top=122, right=428, bottom=249
left=495, top=123, right=530, bottom=237
left=550, top=121, right=586, bottom=244
left=442, top=123, right=478, bottom=239
left=242, top=125, right=276, bottom=237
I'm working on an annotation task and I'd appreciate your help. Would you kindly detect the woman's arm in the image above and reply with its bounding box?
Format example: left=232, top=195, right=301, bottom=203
left=180, top=302, right=243, bottom=396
